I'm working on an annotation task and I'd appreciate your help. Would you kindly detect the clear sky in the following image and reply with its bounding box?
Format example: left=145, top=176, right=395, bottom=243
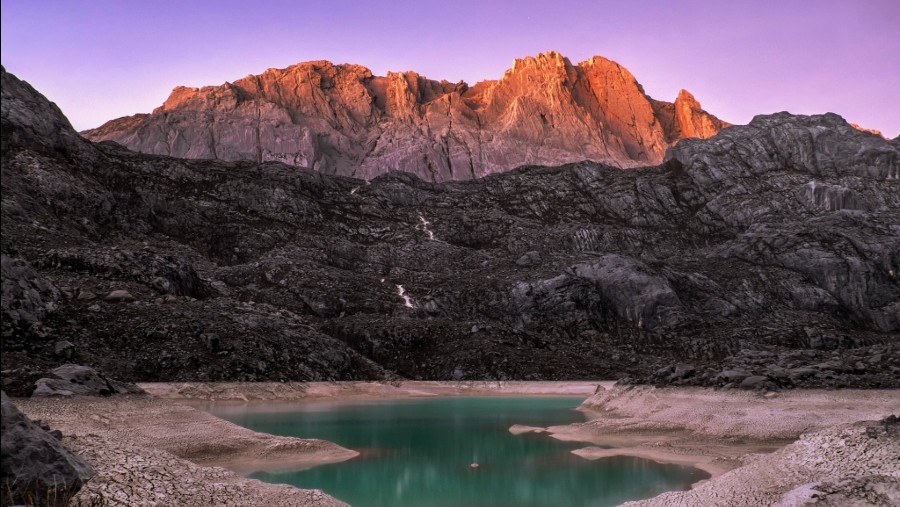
left=2, top=0, right=898, bottom=136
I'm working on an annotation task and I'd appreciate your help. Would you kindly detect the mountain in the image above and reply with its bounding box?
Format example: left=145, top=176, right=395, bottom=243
left=3, top=66, right=899, bottom=389
left=82, top=52, right=727, bottom=181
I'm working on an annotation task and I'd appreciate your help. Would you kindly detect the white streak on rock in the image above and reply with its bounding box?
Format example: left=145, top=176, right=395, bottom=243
left=417, top=214, right=437, bottom=241
left=396, top=285, right=416, bottom=308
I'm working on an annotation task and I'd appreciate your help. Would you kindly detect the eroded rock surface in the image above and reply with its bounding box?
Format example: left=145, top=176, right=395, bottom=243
left=83, top=52, right=727, bottom=181
left=32, top=364, right=144, bottom=397
left=2, top=66, right=898, bottom=386
left=0, top=391, right=94, bottom=505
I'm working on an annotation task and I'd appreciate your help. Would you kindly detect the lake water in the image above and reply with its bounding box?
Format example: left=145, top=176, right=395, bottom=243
left=211, top=396, right=706, bottom=507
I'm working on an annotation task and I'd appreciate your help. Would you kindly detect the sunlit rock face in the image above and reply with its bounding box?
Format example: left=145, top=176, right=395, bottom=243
left=82, top=51, right=727, bottom=181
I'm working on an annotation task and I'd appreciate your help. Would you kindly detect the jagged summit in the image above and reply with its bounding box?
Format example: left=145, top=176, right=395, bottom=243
left=82, top=52, right=728, bottom=181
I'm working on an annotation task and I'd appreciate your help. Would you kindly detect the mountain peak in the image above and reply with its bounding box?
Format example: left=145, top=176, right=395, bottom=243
left=674, top=88, right=726, bottom=139
left=579, top=55, right=624, bottom=69
left=676, top=89, right=697, bottom=103
left=503, top=51, right=575, bottom=82
left=161, top=86, right=201, bottom=111
left=1, top=65, right=87, bottom=155
left=82, top=52, right=729, bottom=181
left=515, top=50, right=571, bottom=66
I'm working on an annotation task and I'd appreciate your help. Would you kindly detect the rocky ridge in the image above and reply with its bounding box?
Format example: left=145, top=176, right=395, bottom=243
left=2, top=65, right=898, bottom=387
left=83, top=51, right=727, bottom=181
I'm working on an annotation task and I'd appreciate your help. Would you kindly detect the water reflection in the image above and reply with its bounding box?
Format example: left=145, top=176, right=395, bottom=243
left=213, top=397, right=706, bottom=507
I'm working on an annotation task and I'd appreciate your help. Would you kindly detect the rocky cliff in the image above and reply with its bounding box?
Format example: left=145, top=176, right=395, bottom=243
left=3, top=66, right=898, bottom=388
left=82, top=52, right=727, bottom=181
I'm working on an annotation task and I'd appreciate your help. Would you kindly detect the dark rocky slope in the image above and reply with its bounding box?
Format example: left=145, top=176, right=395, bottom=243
left=2, top=66, right=898, bottom=388
left=82, top=51, right=727, bottom=181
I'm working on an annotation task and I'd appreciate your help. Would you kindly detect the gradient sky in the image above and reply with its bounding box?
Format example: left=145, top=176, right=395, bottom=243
left=2, top=0, right=898, bottom=136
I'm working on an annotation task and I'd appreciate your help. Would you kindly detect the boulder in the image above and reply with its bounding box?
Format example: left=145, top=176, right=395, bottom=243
left=31, top=364, right=144, bottom=397
left=717, top=370, right=751, bottom=383
left=1, top=391, right=94, bottom=505
left=53, top=340, right=75, bottom=358
left=669, top=363, right=696, bottom=381
left=515, top=251, right=542, bottom=267
left=103, top=289, right=135, bottom=303
left=739, top=375, right=773, bottom=390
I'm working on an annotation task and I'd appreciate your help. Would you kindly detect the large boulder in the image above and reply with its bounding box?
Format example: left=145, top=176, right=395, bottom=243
left=31, top=364, right=145, bottom=397
left=1, top=391, right=94, bottom=505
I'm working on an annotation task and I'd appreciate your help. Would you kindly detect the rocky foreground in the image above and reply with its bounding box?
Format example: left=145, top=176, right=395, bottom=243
left=2, top=64, right=899, bottom=387
left=8, top=392, right=352, bottom=507
left=6, top=383, right=898, bottom=506
left=83, top=51, right=727, bottom=181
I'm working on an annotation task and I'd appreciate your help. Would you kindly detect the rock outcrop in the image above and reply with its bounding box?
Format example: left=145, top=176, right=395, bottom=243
left=31, top=364, right=144, bottom=397
left=2, top=66, right=898, bottom=386
left=82, top=52, right=727, bottom=181
left=1, top=391, right=94, bottom=505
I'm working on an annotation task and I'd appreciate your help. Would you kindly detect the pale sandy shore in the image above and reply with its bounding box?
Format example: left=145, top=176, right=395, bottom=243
left=138, top=379, right=604, bottom=402
left=15, top=382, right=900, bottom=506
left=17, top=395, right=357, bottom=507
left=541, top=386, right=900, bottom=505
left=14, top=381, right=600, bottom=506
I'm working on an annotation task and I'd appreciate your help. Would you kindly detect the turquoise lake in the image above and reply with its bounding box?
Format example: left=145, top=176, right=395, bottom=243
left=211, top=396, right=706, bottom=507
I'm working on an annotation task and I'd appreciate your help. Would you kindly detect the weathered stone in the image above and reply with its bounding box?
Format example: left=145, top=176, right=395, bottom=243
left=739, top=375, right=772, bottom=390
left=1, top=391, right=94, bottom=504
left=717, top=370, right=751, bottom=383
left=1, top=254, right=58, bottom=330
left=103, top=290, right=134, bottom=303
left=669, top=363, right=696, bottom=381
left=515, top=251, right=542, bottom=267
left=32, top=365, right=144, bottom=397
left=54, top=340, right=75, bottom=358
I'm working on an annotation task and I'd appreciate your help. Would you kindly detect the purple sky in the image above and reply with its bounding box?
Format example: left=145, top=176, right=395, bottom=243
left=2, top=0, right=898, bottom=136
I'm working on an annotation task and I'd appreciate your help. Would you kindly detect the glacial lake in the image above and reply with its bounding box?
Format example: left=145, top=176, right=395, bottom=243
left=211, top=397, right=706, bottom=507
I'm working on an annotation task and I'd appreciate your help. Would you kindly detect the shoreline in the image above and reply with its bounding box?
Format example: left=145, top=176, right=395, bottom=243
left=16, top=394, right=359, bottom=506
left=15, top=382, right=899, bottom=506
left=17, top=395, right=360, bottom=470
left=137, top=380, right=608, bottom=403
left=548, top=424, right=775, bottom=481
left=553, top=385, right=899, bottom=505
left=541, top=386, right=898, bottom=483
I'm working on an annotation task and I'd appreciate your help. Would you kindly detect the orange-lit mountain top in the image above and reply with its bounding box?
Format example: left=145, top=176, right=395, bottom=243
left=84, top=51, right=728, bottom=181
